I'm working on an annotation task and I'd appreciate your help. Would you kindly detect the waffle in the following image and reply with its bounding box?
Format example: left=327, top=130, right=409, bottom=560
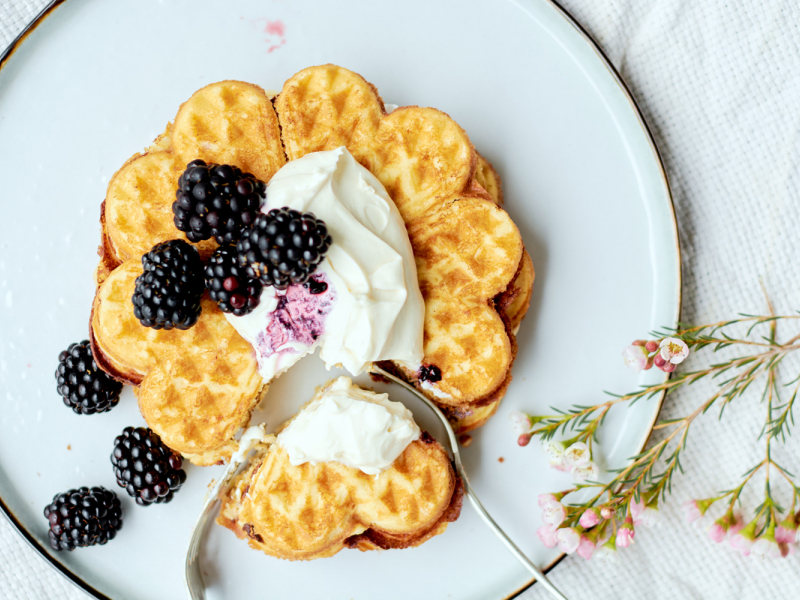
left=217, top=383, right=462, bottom=560
left=90, top=261, right=265, bottom=465
left=96, top=80, right=285, bottom=283
left=91, top=81, right=283, bottom=465
left=274, top=65, right=533, bottom=422
left=90, top=68, right=534, bottom=463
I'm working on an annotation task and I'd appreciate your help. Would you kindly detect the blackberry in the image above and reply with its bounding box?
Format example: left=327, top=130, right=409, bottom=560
left=173, top=160, right=266, bottom=244
left=419, top=364, right=442, bottom=383
left=132, top=239, right=204, bottom=330
left=204, top=244, right=262, bottom=316
left=237, top=208, right=332, bottom=290
left=55, top=340, right=122, bottom=415
left=111, top=426, right=187, bottom=506
left=303, top=278, right=328, bottom=295
left=44, top=487, right=122, bottom=551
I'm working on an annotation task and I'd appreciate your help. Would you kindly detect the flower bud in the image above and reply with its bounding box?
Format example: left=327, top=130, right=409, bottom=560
left=774, top=513, right=798, bottom=544
left=556, top=527, right=581, bottom=554
left=752, top=524, right=783, bottom=558
left=622, top=344, right=649, bottom=372
left=577, top=534, right=596, bottom=560
left=631, top=496, right=660, bottom=527
left=579, top=508, right=601, bottom=528
left=537, top=524, right=559, bottom=548
left=707, top=509, right=736, bottom=543
left=593, top=536, right=618, bottom=562
left=682, top=498, right=714, bottom=523
left=729, top=517, right=758, bottom=556
left=616, top=516, right=635, bottom=548
left=542, top=502, right=567, bottom=527
left=509, top=411, right=532, bottom=435
left=538, top=493, right=560, bottom=509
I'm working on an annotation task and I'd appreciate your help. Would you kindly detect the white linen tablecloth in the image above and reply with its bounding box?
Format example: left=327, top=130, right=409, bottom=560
left=2, top=0, right=799, bottom=598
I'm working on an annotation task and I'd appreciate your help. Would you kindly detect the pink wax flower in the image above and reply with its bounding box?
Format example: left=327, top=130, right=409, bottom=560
left=727, top=513, right=744, bottom=537
left=538, top=493, right=560, bottom=509
left=542, top=502, right=567, bottom=527
left=659, top=337, right=689, bottom=365
left=579, top=508, right=601, bottom=528
left=630, top=497, right=645, bottom=520
left=752, top=529, right=783, bottom=559
left=775, top=514, right=798, bottom=544
left=622, top=344, right=650, bottom=372
left=707, top=510, right=736, bottom=543
left=593, top=537, right=618, bottom=562
left=616, top=516, right=635, bottom=548
left=562, top=442, right=591, bottom=467
left=541, top=439, right=568, bottom=470
left=518, top=433, right=533, bottom=447
left=600, top=506, right=615, bottom=520
left=577, top=535, right=596, bottom=559
left=631, top=497, right=660, bottom=527
left=729, top=518, right=757, bottom=556
left=556, top=527, right=581, bottom=554
left=707, top=522, right=727, bottom=543
left=509, top=411, right=532, bottom=435
left=537, top=524, right=559, bottom=548
left=682, top=498, right=712, bottom=523
left=572, top=462, right=600, bottom=483
left=754, top=523, right=795, bottom=558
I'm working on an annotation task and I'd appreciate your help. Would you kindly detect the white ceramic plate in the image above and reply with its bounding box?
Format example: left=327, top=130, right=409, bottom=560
left=0, top=0, right=680, bottom=598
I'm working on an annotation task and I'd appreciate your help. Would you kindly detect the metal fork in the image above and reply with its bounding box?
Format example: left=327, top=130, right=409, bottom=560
left=185, top=443, right=255, bottom=600
left=184, top=366, right=570, bottom=600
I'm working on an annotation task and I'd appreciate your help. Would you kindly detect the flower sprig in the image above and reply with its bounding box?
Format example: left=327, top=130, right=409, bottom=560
left=511, top=308, right=800, bottom=560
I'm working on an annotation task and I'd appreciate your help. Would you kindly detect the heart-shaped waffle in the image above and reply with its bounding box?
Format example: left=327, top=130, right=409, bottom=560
left=91, top=262, right=264, bottom=464
left=218, top=411, right=461, bottom=560
left=92, top=81, right=284, bottom=464
left=97, top=81, right=286, bottom=282
left=275, top=65, right=529, bottom=415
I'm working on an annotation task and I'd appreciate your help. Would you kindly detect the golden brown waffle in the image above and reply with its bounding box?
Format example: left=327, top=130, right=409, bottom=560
left=444, top=167, right=534, bottom=433
left=275, top=65, right=530, bottom=415
left=218, top=383, right=462, bottom=560
left=91, top=81, right=284, bottom=464
left=91, top=261, right=265, bottom=465
left=90, top=68, right=534, bottom=461
left=97, top=81, right=285, bottom=284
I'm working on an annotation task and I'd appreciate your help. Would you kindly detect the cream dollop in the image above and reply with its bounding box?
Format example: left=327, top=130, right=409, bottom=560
left=276, top=376, right=421, bottom=475
left=226, top=147, right=424, bottom=379
left=230, top=424, right=274, bottom=465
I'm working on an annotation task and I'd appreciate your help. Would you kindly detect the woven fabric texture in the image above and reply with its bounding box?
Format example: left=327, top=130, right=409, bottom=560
left=1, top=1, right=799, bottom=599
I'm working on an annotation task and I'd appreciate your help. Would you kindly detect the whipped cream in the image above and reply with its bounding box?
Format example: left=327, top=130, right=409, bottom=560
left=231, top=424, right=274, bottom=464
left=420, top=380, right=452, bottom=400
left=226, top=147, right=424, bottom=379
left=276, top=377, right=420, bottom=475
